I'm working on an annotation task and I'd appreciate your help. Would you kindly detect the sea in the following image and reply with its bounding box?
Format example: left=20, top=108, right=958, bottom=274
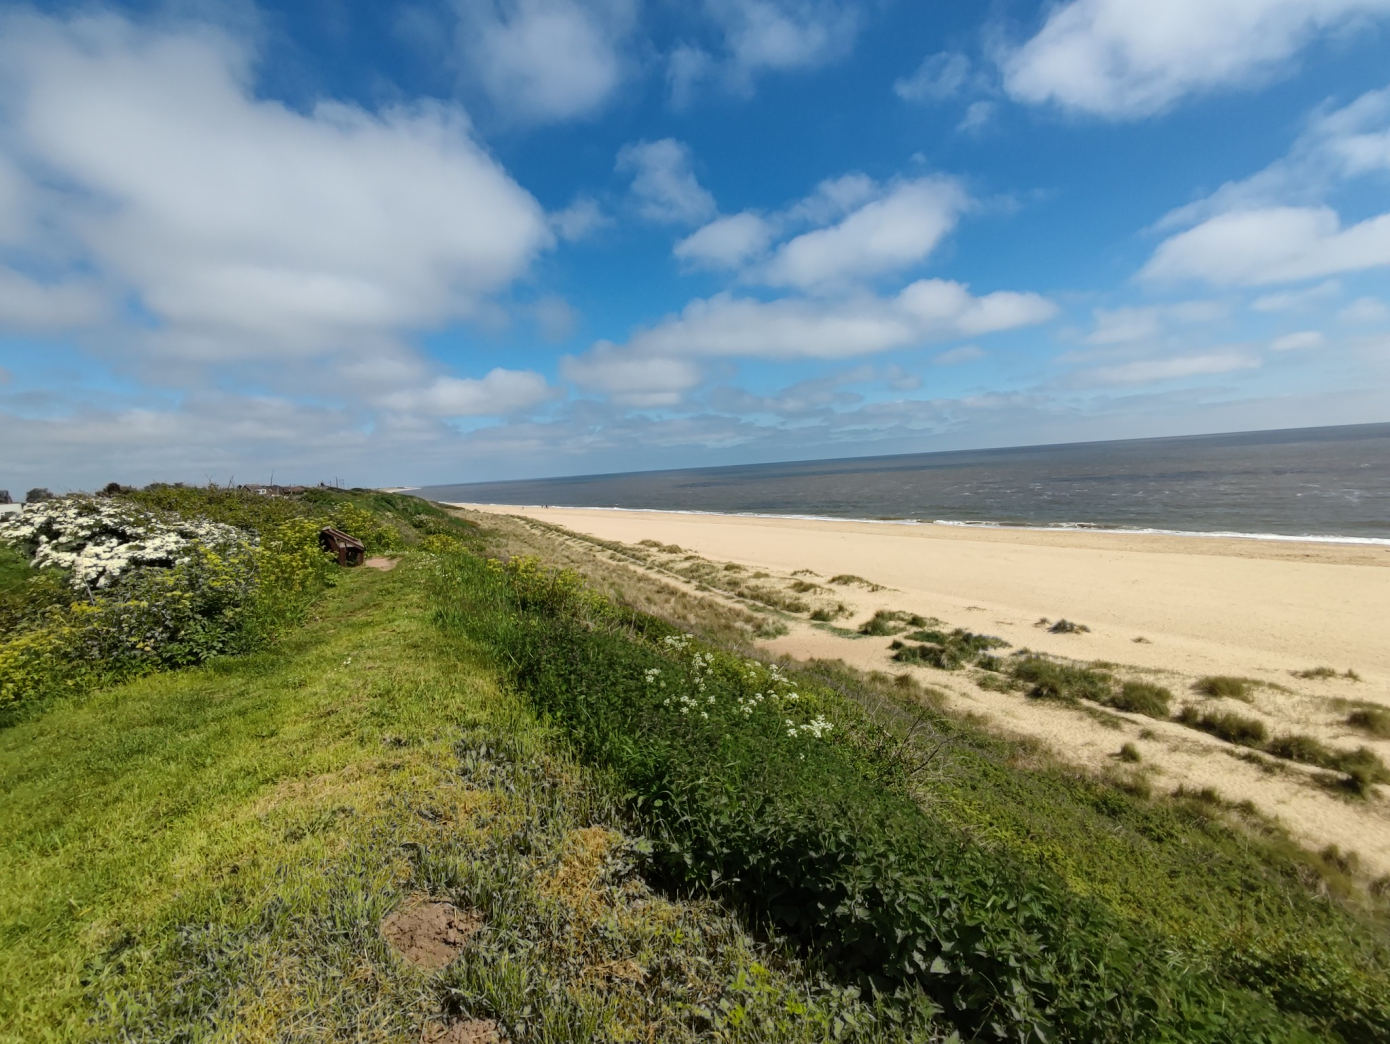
left=418, top=423, right=1390, bottom=544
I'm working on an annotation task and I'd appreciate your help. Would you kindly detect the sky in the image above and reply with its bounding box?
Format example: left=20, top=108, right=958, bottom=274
left=1, top=0, right=1389, bottom=492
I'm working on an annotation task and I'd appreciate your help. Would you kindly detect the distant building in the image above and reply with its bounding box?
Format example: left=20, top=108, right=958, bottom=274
left=0, top=503, right=21, bottom=517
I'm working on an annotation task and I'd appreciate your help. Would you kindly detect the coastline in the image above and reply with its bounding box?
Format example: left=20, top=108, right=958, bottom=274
left=453, top=500, right=1390, bottom=870
left=443, top=500, right=1390, bottom=547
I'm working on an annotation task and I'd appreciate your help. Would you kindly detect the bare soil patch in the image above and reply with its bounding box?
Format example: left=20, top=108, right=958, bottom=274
left=422, top=1019, right=504, bottom=1043
left=364, top=557, right=398, bottom=571
left=381, top=898, right=481, bottom=970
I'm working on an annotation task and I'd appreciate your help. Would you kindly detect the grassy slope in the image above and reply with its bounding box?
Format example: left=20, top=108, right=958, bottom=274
left=1, top=557, right=915, bottom=1044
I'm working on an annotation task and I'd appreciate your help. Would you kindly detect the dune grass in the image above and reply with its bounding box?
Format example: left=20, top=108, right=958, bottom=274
left=1196, top=675, right=1256, bottom=701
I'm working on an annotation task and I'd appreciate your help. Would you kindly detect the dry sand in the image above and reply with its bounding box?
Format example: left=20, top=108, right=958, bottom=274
left=456, top=503, right=1390, bottom=872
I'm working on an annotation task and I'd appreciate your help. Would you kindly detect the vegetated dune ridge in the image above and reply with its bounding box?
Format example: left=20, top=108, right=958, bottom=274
left=455, top=503, right=1390, bottom=873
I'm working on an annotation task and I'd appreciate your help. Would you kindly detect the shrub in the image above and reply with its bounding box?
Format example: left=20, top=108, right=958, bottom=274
left=1196, top=676, right=1254, bottom=701
left=1347, top=708, right=1390, bottom=738
left=1049, top=619, right=1090, bottom=634
left=1012, top=655, right=1113, bottom=703
left=893, top=642, right=964, bottom=670
left=433, top=551, right=1332, bottom=1044
left=1177, top=706, right=1267, bottom=746
left=1107, top=681, right=1172, bottom=718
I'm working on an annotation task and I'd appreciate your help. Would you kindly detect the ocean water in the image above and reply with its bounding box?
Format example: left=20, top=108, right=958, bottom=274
left=419, top=423, right=1390, bottom=542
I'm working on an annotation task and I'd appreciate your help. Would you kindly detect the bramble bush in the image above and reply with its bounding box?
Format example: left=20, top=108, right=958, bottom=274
left=431, top=549, right=1371, bottom=1043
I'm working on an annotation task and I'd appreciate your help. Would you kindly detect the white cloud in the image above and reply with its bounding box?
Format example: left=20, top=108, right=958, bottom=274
left=1003, top=0, right=1390, bottom=118
left=551, top=196, right=608, bottom=241
left=760, top=178, right=969, bottom=290
left=561, top=344, right=703, bottom=407
left=1269, top=330, right=1327, bottom=351
left=0, top=12, right=551, bottom=362
left=0, top=270, right=110, bottom=331
left=1085, top=301, right=1227, bottom=344
left=616, top=139, right=718, bottom=225
left=957, top=101, right=996, bottom=133
left=1340, top=296, right=1390, bottom=323
left=1251, top=280, right=1342, bottom=312
left=668, top=1, right=860, bottom=104
left=667, top=44, right=714, bottom=109
left=1076, top=350, right=1260, bottom=386
left=934, top=344, right=985, bottom=365
left=894, top=52, right=969, bottom=102
left=706, top=0, right=858, bottom=80
left=593, top=279, right=1055, bottom=363
left=379, top=368, right=553, bottom=416
left=674, top=212, right=775, bottom=269
left=1156, top=85, right=1390, bottom=231
left=784, top=173, right=878, bottom=225
left=1142, top=206, right=1390, bottom=286
left=534, top=296, right=579, bottom=340
left=459, top=0, right=632, bottom=123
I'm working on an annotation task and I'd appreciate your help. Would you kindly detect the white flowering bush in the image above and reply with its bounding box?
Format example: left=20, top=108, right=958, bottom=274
left=0, top=497, right=250, bottom=591
left=0, top=494, right=335, bottom=711
left=648, top=631, right=834, bottom=746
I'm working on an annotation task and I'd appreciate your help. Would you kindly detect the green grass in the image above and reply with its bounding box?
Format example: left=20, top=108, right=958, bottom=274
left=1107, top=680, right=1173, bottom=718
left=1349, top=707, right=1390, bottom=738
left=1012, top=655, right=1114, bottom=703
left=1177, top=705, right=1268, bottom=746
left=3, top=562, right=899, bottom=1044
left=1196, top=675, right=1256, bottom=701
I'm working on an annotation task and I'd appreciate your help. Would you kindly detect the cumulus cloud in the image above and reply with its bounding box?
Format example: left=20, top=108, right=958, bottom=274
left=1251, top=280, right=1341, bottom=312
left=894, top=52, right=970, bottom=102
left=456, top=0, right=633, bottom=123
left=1074, top=350, right=1261, bottom=386
left=1340, top=296, right=1390, bottom=323
left=0, top=12, right=551, bottom=363
left=674, top=212, right=775, bottom=269
left=594, top=279, right=1055, bottom=363
left=1085, top=301, right=1227, bottom=345
left=760, top=178, right=970, bottom=291
left=666, top=0, right=860, bottom=104
left=379, top=368, right=553, bottom=416
left=1269, top=330, right=1327, bottom=351
left=1144, top=85, right=1390, bottom=290
left=561, top=344, right=703, bottom=407
left=1003, top=0, right=1390, bottom=118
left=1142, top=206, right=1390, bottom=286
left=534, top=296, right=580, bottom=341
left=616, top=139, right=718, bottom=225
left=0, top=270, right=110, bottom=331
left=551, top=196, right=608, bottom=241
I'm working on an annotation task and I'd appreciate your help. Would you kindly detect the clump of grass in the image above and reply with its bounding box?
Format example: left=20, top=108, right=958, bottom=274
left=1012, top=656, right=1113, bottom=704
left=1292, top=666, right=1361, bottom=681
left=829, top=573, right=885, bottom=591
left=1260, top=733, right=1390, bottom=794
left=894, top=628, right=1009, bottom=671
left=809, top=602, right=848, bottom=622
left=1132, top=636, right=1151, bottom=644
left=976, top=653, right=1005, bottom=673
left=857, top=609, right=927, bottom=636
left=1347, top=707, right=1390, bottom=738
left=1085, top=707, right=1126, bottom=729
left=1119, top=742, right=1142, bottom=763
left=1176, top=706, right=1267, bottom=747
left=1106, top=681, right=1172, bottom=719
left=723, top=562, right=745, bottom=572
left=1048, top=619, right=1090, bottom=634
left=1195, top=676, right=1255, bottom=702
left=894, top=642, right=965, bottom=670
left=791, top=568, right=818, bottom=577
left=789, top=579, right=822, bottom=593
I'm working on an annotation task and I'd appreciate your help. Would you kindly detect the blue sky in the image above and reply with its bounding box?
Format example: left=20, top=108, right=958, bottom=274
left=1, top=0, right=1388, bottom=490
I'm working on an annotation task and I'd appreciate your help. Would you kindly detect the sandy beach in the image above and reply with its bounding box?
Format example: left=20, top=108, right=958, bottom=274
left=456, top=503, right=1390, bottom=871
